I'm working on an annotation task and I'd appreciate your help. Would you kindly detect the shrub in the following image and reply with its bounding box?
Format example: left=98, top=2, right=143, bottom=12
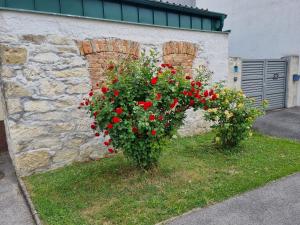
left=205, top=85, right=267, bottom=148
left=80, top=51, right=217, bottom=169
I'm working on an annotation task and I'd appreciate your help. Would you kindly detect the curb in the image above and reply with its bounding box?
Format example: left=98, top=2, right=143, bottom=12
left=16, top=175, right=43, bottom=225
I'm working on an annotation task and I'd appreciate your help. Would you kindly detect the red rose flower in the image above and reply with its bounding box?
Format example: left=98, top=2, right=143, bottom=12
left=114, top=90, right=119, bottom=97
left=93, top=111, right=98, bottom=117
left=191, top=81, right=195, bottom=87
left=209, top=89, right=214, bottom=96
left=104, top=130, right=109, bottom=135
left=151, top=77, right=158, bottom=85
left=101, top=87, right=109, bottom=94
left=138, top=101, right=153, bottom=110
left=115, top=107, right=123, bottom=115
left=203, top=106, right=209, bottom=111
left=182, top=90, right=189, bottom=96
left=211, top=94, right=218, bottom=100
left=204, top=90, right=209, bottom=97
left=171, top=69, right=176, bottom=74
left=80, top=102, right=84, bottom=106
left=108, top=138, right=112, bottom=144
left=108, top=148, right=114, bottom=153
left=151, top=130, right=157, bottom=136
left=91, top=123, right=96, bottom=129
left=112, top=117, right=121, bottom=124
left=200, top=98, right=206, bottom=104
left=170, top=98, right=179, bottom=109
left=196, top=81, right=202, bottom=87
left=132, top=127, right=138, bottom=133
left=95, top=132, right=100, bottom=137
left=89, top=91, right=93, bottom=97
left=112, top=78, right=118, bottom=84
left=104, top=141, right=109, bottom=146
left=185, top=75, right=192, bottom=80
left=189, top=99, right=195, bottom=106
left=107, top=123, right=113, bottom=129
left=156, top=93, right=162, bottom=101
left=158, top=115, right=164, bottom=121
left=108, top=63, right=114, bottom=71
left=149, top=114, right=156, bottom=121
left=85, top=100, right=89, bottom=106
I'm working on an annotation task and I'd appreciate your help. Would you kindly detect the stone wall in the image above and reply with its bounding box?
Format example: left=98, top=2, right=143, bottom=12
left=0, top=10, right=228, bottom=176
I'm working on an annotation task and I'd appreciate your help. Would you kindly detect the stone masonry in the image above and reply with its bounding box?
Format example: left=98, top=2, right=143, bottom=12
left=0, top=35, right=106, bottom=176
left=0, top=35, right=214, bottom=176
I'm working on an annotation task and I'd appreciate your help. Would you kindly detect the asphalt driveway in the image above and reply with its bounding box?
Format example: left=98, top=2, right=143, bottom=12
left=253, top=107, right=300, bottom=141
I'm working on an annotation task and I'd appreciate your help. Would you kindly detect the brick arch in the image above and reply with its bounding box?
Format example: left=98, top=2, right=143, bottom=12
left=163, top=41, right=197, bottom=75
left=78, top=39, right=140, bottom=88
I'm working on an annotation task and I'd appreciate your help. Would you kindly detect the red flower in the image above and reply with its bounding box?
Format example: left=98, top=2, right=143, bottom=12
left=108, top=138, right=112, bottom=144
left=80, top=102, right=84, bottom=106
left=182, top=90, right=189, bottom=96
left=101, top=87, right=109, bottom=94
left=114, top=90, right=119, bottom=97
left=171, top=69, right=176, bottom=74
left=161, top=63, right=172, bottom=68
left=204, top=90, right=209, bottom=97
left=104, top=130, right=109, bottom=135
left=95, top=132, right=100, bottom=137
left=112, top=78, right=118, bottom=84
left=108, top=148, right=114, bottom=153
left=196, top=81, right=202, bottom=87
left=200, top=98, right=206, bottom=104
left=203, top=106, right=209, bottom=111
left=112, top=117, right=121, bottom=124
left=138, top=101, right=153, bottom=110
left=108, top=63, right=114, bottom=71
left=151, top=77, right=158, bottom=85
left=151, top=130, right=157, bottom=136
left=156, top=93, right=162, bottom=101
left=149, top=114, right=156, bottom=121
left=115, top=107, right=123, bottom=115
left=104, top=141, right=109, bottom=146
left=107, top=123, right=113, bottom=129
left=89, top=91, right=93, bottom=97
left=158, top=115, right=164, bottom=121
left=170, top=98, right=179, bottom=109
left=85, top=100, right=89, bottom=106
left=132, top=127, right=138, bottom=133
left=91, top=123, right=96, bottom=129
left=209, top=89, right=214, bottom=96
left=190, top=99, right=195, bottom=106
left=211, top=94, right=218, bottom=100
left=93, top=111, right=98, bottom=117
left=185, top=75, right=192, bottom=80
left=191, top=81, right=195, bottom=87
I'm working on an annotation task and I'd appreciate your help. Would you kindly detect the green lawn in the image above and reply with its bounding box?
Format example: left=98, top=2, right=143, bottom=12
left=24, top=133, right=300, bottom=225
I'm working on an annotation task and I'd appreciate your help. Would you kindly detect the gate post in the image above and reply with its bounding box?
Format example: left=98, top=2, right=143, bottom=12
left=228, top=57, right=242, bottom=90
left=282, top=55, right=299, bottom=108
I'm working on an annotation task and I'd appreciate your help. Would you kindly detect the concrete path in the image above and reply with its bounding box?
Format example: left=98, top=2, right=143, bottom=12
left=253, top=107, right=300, bottom=141
left=165, top=173, right=300, bottom=225
left=0, top=152, right=35, bottom=225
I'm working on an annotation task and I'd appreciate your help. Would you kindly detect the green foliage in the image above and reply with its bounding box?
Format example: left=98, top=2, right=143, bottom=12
left=80, top=51, right=215, bottom=169
left=205, top=85, right=267, bottom=148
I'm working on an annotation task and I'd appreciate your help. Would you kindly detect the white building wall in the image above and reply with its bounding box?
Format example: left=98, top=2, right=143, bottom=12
left=197, top=0, right=300, bottom=106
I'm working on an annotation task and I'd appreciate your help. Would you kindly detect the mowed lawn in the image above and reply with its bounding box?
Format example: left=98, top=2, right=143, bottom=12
left=24, top=133, right=300, bottom=225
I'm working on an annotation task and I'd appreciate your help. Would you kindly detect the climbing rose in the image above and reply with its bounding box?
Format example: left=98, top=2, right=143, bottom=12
left=91, top=123, right=96, bottom=129
left=204, top=90, right=209, bottom=97
left=95, top=132, right=100, bottom=137
left=132, top=127, right=138, bottom=133
left=185, top=75, right=192, bottom=80
left=149, top=114, right=155, bottom=121
left=151, top=130, right=157, bottom=136
left=156, top=93, right=162, bottom=101
left=104, top=130, right=109, bottom=135
left=115, top=107, right=123, bottom=115
left=108, top=148, right=114, bottom=153
left=171, top=69, right=176, bottom=74
left=89, top=91, right=93, bottom=97
left=114, top=90, right=120, bottom=97
left=158, top=115, right=164, bottom=121
left=151, top=77, right=158, bottom=85
left=112, top=117, right=121, bottom=124
left=101, top=87, right=109, bottom=94
left=107, top=123, right=113, bottom=129
left=104, top=141, right=109, bottom=146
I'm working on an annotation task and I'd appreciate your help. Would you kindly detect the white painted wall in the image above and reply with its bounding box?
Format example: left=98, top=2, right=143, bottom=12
left=0, top=10, right=229, bottom=82
left=197, top=0, right=300, bottom=106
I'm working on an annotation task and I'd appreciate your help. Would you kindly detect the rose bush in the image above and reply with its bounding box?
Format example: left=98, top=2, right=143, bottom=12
left=80, top=51, right=217, bottom=169
left=205, top=85, right=267, bottom=148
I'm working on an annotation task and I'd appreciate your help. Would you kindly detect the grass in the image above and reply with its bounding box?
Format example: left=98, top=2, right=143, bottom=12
left=24, top=132, right=300, bottom=225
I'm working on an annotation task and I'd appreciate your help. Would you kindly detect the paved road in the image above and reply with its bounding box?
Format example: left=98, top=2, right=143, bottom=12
left=165, top=173, right=300, bottom=225
left=0, top=152, right=35, bottom=225
left=253, top=107, right=300, bottom=141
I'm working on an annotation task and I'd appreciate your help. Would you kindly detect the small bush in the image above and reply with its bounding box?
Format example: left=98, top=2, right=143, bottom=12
left=80, top=51, right=217, bottom=169
left=205, top=85, right=267, bottom=148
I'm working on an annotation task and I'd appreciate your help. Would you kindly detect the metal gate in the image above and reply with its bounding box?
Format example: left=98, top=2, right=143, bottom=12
left=241, top=59, right=287, bottom=110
